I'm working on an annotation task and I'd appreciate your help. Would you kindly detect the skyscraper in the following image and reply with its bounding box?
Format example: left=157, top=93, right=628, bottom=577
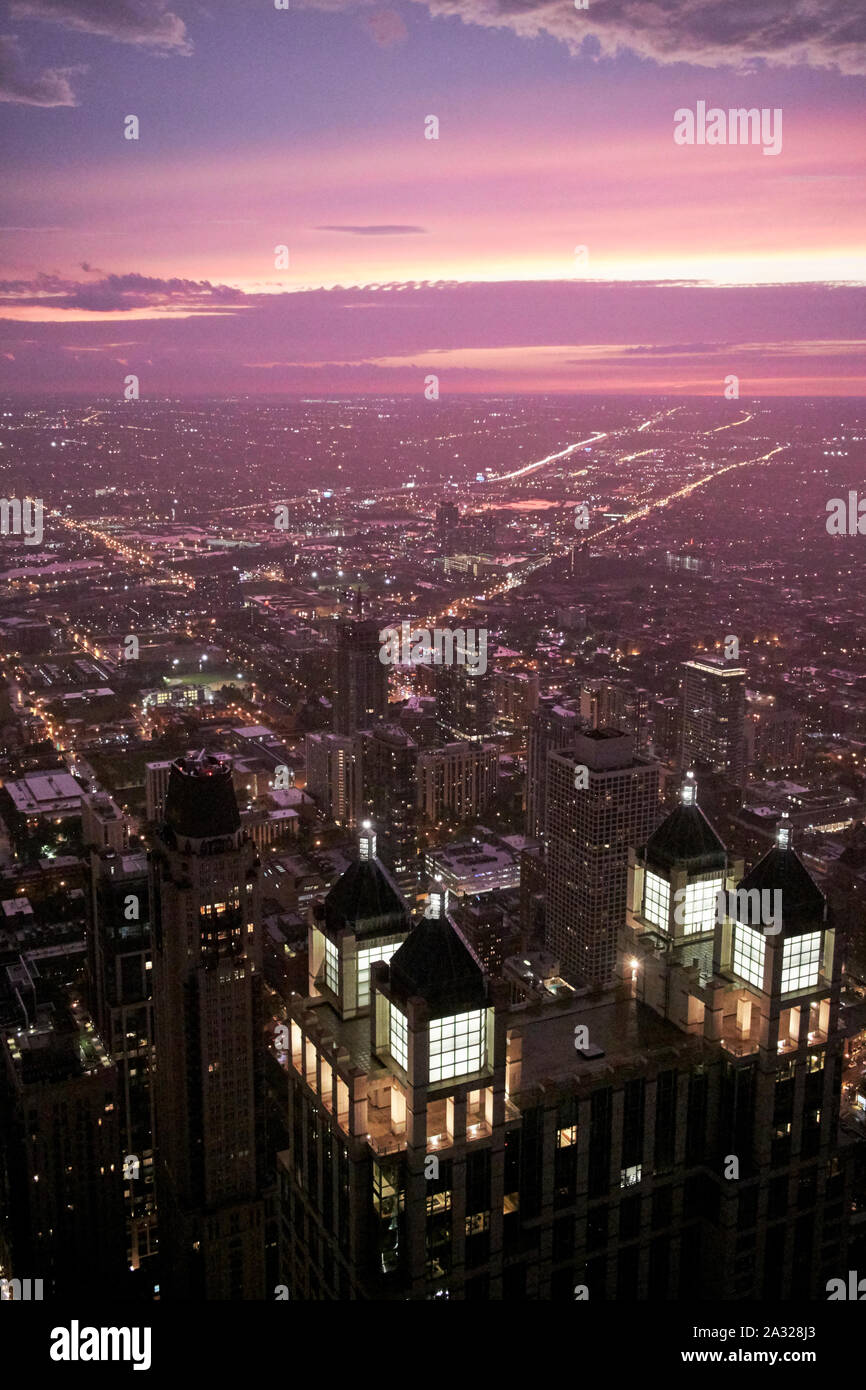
left=361, top=725, right=421, bottom=898
left=680, top=656, right=747, bottom=792
left=150, top=753, right=267, bottom=1299
left=305, top=731, right=361, bottom=827
left=332, top=618, right=388, bottom=736
left=545, top=728, right=659, bottom=984
left=434, top=661, right=494, bottom=745
left=525, top=697, right=580, bottom=841
left=87, top=847, right=156, bottom=1273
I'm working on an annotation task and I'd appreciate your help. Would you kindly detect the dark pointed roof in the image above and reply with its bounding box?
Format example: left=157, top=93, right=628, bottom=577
left=389, top=917, right=486, bottom=1016
left=323, top=858, right=409, bottom=938
left=164, top=755, right=240, bottom=839
left=644, top=802, right=726, bottom=872
left=737, top=846, right=826, bottom=929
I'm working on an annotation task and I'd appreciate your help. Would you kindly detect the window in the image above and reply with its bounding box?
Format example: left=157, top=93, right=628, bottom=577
left=644, top=871, right=670, bottom=931
left=428, top=1010, right=486, bottom=1084
left=323, top=936, right=339, bottom=995
left=782, top=932, right=821, bottom=994
left=620, top=1164, right=642, bottom=1188
left=356, top=941, right=401, bottom=1009
left=389, top=1003, right=409, bottom=1071
left=556, top=1125, right=578, bottom=1149
left=679, top=877, right=722, bottom=936
left=732, top=922, right=766, bottom=990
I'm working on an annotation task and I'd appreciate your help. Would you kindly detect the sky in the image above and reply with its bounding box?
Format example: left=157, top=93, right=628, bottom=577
left=0, top=0, right=864, bottom=395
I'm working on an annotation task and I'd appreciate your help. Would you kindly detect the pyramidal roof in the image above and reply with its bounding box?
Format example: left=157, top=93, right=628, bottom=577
left=389, top=916, right=486, bottom=1016
left=738, top=841, right=826, bottom=928
left=644, top=774, right=726, bottom=871
left=323, top=858, right=409, bottom=938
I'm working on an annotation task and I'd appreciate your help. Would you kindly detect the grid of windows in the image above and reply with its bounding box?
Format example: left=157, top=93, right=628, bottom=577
left=356, top=941, right=401, bottom=1009
left=781, top=931, right=821, bottom=994
left=428, top=1010, right=486, bottom=1084
left=389, top=1003, right=409, bottom=1071
left=732, top=922, right=766, bottom=990
left=644, top=871, right=670, bottom=931
left=323, top=936, right=339, bottom=996
left=679, top=877, right=723, bottom=936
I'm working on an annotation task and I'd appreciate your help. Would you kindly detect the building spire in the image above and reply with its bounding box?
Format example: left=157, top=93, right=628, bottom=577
left=776, top=811, right=792, bottom=851
left=681, top=769, right=697, bottom=806
left=359, top=819, right=376, bottom=861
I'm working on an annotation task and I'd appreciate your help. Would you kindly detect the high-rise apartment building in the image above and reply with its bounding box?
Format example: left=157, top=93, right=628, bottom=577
left=434, top=661, right=493, bottom=745
left=332, top=619, right=388, bottom=735
left=305, top=731, right=361, bottom=827
left=545, top=729, right=659, bottom=984
left=680, top=656, right=747, bottom=792
left=416, top=742, right=498, bottom=826
left=361, top=725, right=421, bottom=898
left=525, top=697, right=580, bottom=842
left=150, top=753, right=268, bottom=1299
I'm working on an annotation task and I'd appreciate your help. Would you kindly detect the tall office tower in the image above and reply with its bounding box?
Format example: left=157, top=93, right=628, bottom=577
left=150, top=753, right=267, bottom=1299
left=546, top=729, right=659, bottom=984
left=278, top=818, right=851, bottom=1303
left=436, top=500, right=460, bottom=556
left=434, top=660, right=494, bottom=744
left=304, top=731, right=361, bottom=827
left=416, top=741, right=499, bottom=826
left=680, top=655, right=747, bottom=792
left=332, top=618, right=388, bottom=735
left=493, top=669, right=539, bottom=732
left=627, top=815, right=848, bottom=1300
left=145, top=760, right=173, bottom=822
left=81, top=791, right=127, bottom=853
left=651, top=695, right=681, bottom=762
left=307, top=821, right=411, bottom=1021
left=524, top=697, right=580, bottom=841
left=361, top=725, right=421, bottom=899
left=88, top=847, right=156, bottom=1273
left=0, top=974, right=126, bottom=1297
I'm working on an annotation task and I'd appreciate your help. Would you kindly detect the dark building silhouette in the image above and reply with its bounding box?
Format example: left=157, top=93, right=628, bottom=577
left=0, top=970, right=126, bottom=1298
left=150, top=753, right=268, bottom=1299
left=434, top=661, right=494, bottom=745
left=332, top=618, right=388, bottom=736
left=87, top=847, right=156, bottom=1272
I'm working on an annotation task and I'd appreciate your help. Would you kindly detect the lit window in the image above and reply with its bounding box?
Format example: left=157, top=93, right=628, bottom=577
left=556, top=1125, right=577, bottom=1148
left=323, top=936, right=339, bottom=995
left=644, top=871, right=670, bottom=931
left=732, top=922, right=766, bottom=990
left=781, top=932, right=821, bottom=994
left=389, top=1004, right=409, bottom=1071
left=679, top=877, right=723, bottom=936
left=620, top=1164, right=642, bottom=1188
left=428, top=1010, right=486, bottom=1084
left=356, top=941, right=401, bottom=1009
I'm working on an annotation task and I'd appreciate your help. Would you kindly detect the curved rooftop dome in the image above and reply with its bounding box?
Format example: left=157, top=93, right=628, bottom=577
left=164, top=754, right=240, bottom=840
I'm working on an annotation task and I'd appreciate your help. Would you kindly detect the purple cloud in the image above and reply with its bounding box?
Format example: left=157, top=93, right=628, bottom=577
left=0, top=34, right=81, bottom=105
left=10, top=0, right=192, bottom=54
